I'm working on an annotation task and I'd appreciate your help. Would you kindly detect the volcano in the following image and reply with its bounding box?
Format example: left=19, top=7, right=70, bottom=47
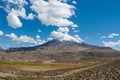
left=1, top=39, right=120, bottom=62
left=6, top=39, right=101, bottom=52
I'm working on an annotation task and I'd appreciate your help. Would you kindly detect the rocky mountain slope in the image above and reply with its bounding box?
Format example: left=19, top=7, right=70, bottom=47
left=0, top=39, right=120, bottom=62
left=6, top=39, right=111, bottom=52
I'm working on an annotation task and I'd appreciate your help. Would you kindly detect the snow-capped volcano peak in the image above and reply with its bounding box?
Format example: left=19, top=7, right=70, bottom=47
left=58, top=36, right=83, bottom=43
left=51, top=31, right=83, bottom=43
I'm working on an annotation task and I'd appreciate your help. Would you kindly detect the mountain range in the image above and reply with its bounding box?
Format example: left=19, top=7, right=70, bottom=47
left=0, top=39, right=120, bottom=62
left=5, top=39, right=111, bottom=52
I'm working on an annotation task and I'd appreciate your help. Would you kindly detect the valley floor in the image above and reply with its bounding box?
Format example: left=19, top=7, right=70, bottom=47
left=0, top=60, right=119, bottom=80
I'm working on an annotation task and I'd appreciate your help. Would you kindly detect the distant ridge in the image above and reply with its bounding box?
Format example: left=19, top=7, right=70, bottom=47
left=0, top=39, right=120, bottom=62
left=5, top=39, right=113, bottom=52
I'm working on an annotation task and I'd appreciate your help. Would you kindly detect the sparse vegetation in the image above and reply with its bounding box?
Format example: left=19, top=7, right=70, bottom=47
left=0, top=60, right=120, bottom=80
left=0, top=60, right=101, bottom=80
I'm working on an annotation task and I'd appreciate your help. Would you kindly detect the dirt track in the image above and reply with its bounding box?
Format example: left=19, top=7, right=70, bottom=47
left=42, top=61, right=110, bottom=78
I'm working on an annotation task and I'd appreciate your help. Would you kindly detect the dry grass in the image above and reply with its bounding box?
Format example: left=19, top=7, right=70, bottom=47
left=0, top=60, right=111, bottom=80
left=0, top=60, right=101, bottom=71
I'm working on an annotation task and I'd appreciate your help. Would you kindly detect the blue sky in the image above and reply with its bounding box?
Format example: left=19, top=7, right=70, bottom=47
left=0, top=0, right=120, bottom=49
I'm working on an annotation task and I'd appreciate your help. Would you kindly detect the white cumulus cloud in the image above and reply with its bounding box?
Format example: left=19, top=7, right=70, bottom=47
left=7, top=12, right=22, bottom=28
left=6, top=33, right=45, bottom=45
left=6, top=33, right=18, bottom=40
left=19, top=35, right=35, bottom=43
left=30, top=0, right=75, bottom=27
left=2, top=0, right=35, bottom=28
left=108, top=33, right=119, bottom=38
left=51, top=30, right=83, bottom=43
left=58, top=27, right=69, bottom=33
left=103, top=41, right=120, bottom=47
left=100, top=33, right=119, bottom=39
